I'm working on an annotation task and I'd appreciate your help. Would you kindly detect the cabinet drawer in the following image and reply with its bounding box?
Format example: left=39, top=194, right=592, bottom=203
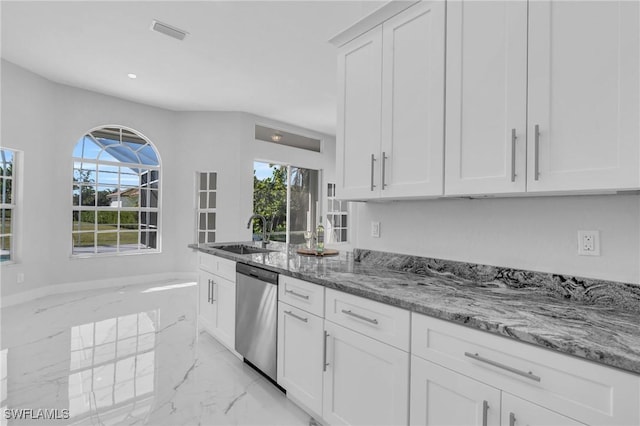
left=216, top=256, right=236, bottom=282
left=197, top=252, right=235, bottom=282
left=198, top=252, right=218, bottom=273
left=278, top=275, right=325, bottom=317
left=411, top=313, right=640, bottom=426
left=325, top=288, right=410, bottom=351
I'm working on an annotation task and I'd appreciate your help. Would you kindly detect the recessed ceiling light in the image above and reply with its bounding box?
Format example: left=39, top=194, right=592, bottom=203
left=128, top=73, right=137, bottom=79
left=271, top=133, right=282, bottom=142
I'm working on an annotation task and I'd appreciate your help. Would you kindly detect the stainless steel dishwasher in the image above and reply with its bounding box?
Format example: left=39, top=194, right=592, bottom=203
left=235, top=262, right=278, bottom=382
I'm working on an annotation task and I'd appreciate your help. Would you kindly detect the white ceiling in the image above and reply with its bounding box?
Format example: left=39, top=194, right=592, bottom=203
left=1, top=0, right=386, bottom=136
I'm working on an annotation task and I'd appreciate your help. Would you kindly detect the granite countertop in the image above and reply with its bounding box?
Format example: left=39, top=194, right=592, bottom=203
left=189, top=241, right=640, bottom=376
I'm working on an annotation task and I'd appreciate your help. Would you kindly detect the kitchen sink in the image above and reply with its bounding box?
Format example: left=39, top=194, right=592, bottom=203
left=213, top=244, right=276, bottom=255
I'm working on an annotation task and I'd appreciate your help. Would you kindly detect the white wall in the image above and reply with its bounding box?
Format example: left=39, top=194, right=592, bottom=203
left=1, top=60, right=179, bottom=297
left=354, top=194, right=640, bottom=284
left=0, top=61, right=337, bottom=298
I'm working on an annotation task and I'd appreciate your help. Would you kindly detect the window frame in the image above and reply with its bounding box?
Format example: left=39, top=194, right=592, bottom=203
left=195, top=171, right=218, bottom=244
left=325, top=182, right=351, bottom=246
left=253, top=161, right=322, bottom=245
left=0, top=148, right=18, bottom=264
left=71, top=126, right=162, bottom=258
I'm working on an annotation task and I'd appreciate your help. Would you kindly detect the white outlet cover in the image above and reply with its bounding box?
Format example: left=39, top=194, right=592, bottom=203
left=371, top=221, right=380, bottom=238
left=577, top=230, right=600, bottom=256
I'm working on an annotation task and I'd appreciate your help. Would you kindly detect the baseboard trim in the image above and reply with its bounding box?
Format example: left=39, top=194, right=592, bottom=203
left=1, top=271, right=198, bottom=308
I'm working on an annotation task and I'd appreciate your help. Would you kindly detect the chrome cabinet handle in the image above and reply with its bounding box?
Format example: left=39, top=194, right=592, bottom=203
left=207, top=279, right=211, bottom=303
left=323, top=331, right=329, bottom=372
left=534, top=124, right=540, bottom=181
left=482, top=400, right=489, bottom=426
left=210, top=279, right=216, bottom=303
left=341, top=309, right=379, bottom=325
left=511, top=129, right=517, bottom=182
left=464, top=352, right=541, bottom=382
left=284, top=310, right=308, bottom=323
left=381, top=151, right=388, bottom=189
left=509, top=412, right=516, bottom=426
left=370, top=154, right=377, bottom=191
left=285, top=289, right=309, bottom=300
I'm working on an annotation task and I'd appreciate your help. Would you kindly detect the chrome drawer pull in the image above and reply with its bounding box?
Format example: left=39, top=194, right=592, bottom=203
left=370, top=153, right=377, bottom=191
left=509, top=412, right=516, bottom=426
left=464, top=352, right=541, bottom=382
left=482, top=400, right=489, bottom=426
left=511, top=128, right=517, bottom=182
left=284, top=310, right=308, bottom=323
left=534, top=124, right=540, bottom=181
left=381, top=151, right=388, bottom=189
left=341, top=309, right=379, bottom=325
left=285, top=289, right=309, bottom=300
left=323, top=331, right=329, bottom=371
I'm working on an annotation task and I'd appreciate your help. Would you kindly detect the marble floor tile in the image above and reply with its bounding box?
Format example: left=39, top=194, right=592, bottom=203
left=1, top=280, right=312, bottom=425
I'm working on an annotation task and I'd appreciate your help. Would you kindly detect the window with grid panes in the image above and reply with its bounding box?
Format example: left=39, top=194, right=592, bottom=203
left=196, top=172, right=217, bottom=244
left=326, top=183, right=348, bottom=243
left=0, top=148, right=16, bottom=262
left=72, top=127, right=160, bottom=256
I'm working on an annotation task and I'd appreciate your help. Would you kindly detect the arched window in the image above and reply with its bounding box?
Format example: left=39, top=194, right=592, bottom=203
left=72, top=126, right=160, bottom=256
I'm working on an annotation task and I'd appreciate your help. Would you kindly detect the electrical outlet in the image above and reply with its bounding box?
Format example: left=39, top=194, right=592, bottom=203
left=578, top=230, right=600, bottom=256
left=371, top=221, right=381, bottom=238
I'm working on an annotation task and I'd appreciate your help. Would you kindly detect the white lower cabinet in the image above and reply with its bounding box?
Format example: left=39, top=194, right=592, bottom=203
left=211, top=275, right=236, bottom=348
left=198, top=270, right=218, bottom=332
left=410, top=356, right=585, bottom=426
left=410, top=355, right=500, bottom=426
left=277, top=302, right=324, bottom=417
left=197, top=253, right=236, bottom=353
left=501, top=393, right=585, bottom=426
left=410, top=313, right=639, bottom=426
left=275, top=283, right=639, bottom=426
left=323, top=321, right=409, bottom=426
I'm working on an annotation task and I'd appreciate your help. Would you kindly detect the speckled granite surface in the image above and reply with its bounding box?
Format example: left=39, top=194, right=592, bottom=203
left=190, top=242, right=640, bottom=375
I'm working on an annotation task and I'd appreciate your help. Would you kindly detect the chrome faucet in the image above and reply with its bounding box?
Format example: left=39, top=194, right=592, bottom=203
left=247, top=214, right=269, bottom=248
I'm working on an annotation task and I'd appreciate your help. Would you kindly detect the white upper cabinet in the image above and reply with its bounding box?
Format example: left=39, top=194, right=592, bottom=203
left=445, top=0, right=640, bottom=196
left=444, top=1, right=528, bottom=195
left=335, top=0, right=446, bottom=200
left=380, top=0, right=445, bottom=198
left=527, top=0, right=640, bottom=192
left=336, top=26, right=383, bottom=200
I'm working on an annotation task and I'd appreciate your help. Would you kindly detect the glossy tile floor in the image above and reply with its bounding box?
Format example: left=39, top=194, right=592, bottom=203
left=1, top=280, right=311, bottom=425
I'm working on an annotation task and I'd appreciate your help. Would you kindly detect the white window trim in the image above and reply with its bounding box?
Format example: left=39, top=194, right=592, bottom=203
left=71, top=126, right=162, bottom=258
left=0, top=148, right=19, bottom=265
left=325, top=182, right=353, bottom=250
left=195, top=171, right=218, bottom=245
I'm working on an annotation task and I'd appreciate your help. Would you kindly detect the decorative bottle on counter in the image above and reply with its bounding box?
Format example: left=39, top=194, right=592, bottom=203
left=316, top=217, right=325, bottom=254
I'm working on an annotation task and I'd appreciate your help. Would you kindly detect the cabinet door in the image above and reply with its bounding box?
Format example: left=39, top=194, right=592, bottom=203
left=213, top=275, right=236, bottom=350
left=323, top=321, right=409, bottom=426
left=444, top=0, right=528, bottom=195
left=336, top=26, right=383, bottom=200
left=527, top=1, right=640, bottom=192
left=198, top=270, right=218, bottom=333
left=502, top=393, right=586, bottom=426
left=410, top=356, right=500, bottom=426
left=277, top=302, right=324, bottom=416
left=380, top=0, right=445, bottom=198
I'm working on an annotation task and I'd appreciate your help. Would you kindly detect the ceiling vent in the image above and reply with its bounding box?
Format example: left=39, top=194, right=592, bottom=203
left=151, top=20, right=188, bottom=41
